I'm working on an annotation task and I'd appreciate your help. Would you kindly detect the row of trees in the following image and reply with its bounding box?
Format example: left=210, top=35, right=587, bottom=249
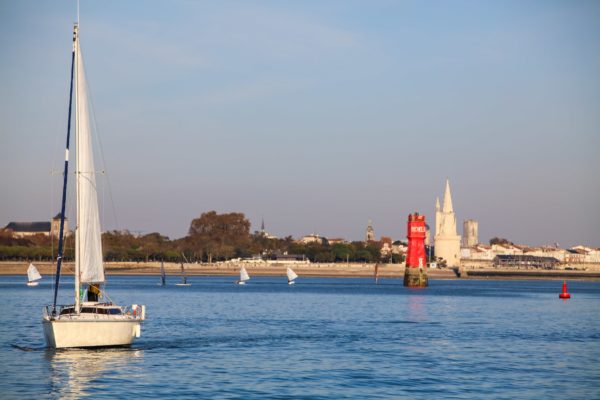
left=0, top=211, right=403, bottom=263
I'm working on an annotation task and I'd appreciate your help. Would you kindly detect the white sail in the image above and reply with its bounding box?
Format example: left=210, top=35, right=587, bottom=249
left=240, top=267, right=250, bottom=282
left=27, top=263, right=42, bottom=282
left=75, top=41, right=104, bottom=284
left=286, top=267, right=298, bottom=282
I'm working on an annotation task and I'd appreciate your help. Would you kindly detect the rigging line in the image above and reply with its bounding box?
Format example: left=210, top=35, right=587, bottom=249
left=83, top=56, right=121, bottom=232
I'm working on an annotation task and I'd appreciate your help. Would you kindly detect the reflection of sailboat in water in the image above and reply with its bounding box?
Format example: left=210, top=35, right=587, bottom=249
left=27, top=263, right=42, bottom=286
left=374, top=263, right=380, bottom=284
left=159, top=261, right=166, bottom=286
left=236, top=267, right=250, bottom=285
left=175, top=263, right=191, bottom=286
left=286, top=267, right=298, bottom=285
left=42, top=20, right=145, bottom=348
left=47, top=348, right=142, bottom=399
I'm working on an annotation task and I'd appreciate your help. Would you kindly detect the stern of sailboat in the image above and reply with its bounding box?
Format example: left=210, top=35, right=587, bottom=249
left=43, top=303, right=145, bottom=348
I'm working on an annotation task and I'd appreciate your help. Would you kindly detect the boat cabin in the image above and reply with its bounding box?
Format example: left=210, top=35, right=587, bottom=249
left=59, top=303, right=123, bottom=316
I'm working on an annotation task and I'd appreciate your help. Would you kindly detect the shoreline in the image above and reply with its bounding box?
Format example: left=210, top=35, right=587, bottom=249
left=4, top=261, right=600, bottom=281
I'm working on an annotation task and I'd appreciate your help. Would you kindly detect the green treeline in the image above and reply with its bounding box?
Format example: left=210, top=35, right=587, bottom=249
left=1, top=211, right=404, bottom=264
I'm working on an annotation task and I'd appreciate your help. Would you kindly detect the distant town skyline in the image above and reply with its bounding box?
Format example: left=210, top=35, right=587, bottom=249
left=1, top=1, right=599, bottom=247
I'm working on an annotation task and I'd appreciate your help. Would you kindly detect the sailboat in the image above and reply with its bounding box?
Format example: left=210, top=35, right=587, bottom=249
left=42, top=22, right=145, bottom=348
left=175, top=262, right=191, bottom=286
left=27, top=263, right=42, bottom=287
left=286, top=267, right=298, bottom=285
left=159, top=261, right=166, bottom=286
left=236, top=266, right=250, bottom=285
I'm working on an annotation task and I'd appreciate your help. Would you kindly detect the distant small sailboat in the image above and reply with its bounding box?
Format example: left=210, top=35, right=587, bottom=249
left=159, top=261, right=166, bottom=286
left=27, top=263, right=42, bottom=287
left=286, top=267, right=298, bottom=285
left=176, top=262, right=191, bottom=286
left=236, top=266, right=250, bottom=285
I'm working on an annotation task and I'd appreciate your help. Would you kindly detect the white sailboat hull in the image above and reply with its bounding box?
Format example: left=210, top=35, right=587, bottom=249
left=27, top=282, right=40, bottom=287
left=43, top=318, right=141, bottom=349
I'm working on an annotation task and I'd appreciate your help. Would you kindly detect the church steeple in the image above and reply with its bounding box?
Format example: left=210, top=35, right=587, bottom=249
left=442, top=179, right=454, bottom=213
left=435, top=197, right=440, bottom=211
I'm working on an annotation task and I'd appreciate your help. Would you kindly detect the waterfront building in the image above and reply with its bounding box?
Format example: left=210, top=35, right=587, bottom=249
left=463, top=219, right=478, bottom=247
left=523, top=246, right=567, bottom=262
left=380, top=236, right=392, bottom=256
left=491, top=243, right=523, bottom=256
left=365, top=220, right=375, bottom=242
left=462, top=244, right=494, bottom=260
left=566, top=246, right=600, bottom=263
left=392, top=241, right=408, bottom=256
left=434, top=180, right=462, bottom=267
left=299, top=234, right=326, bottom=245
left=266, top=253, right=308, bottom=264
left=462, top=242, right=600, bottom=266
left=4, top=213, right=68, bottom=238
left=493, top=254, right=560, bottom=269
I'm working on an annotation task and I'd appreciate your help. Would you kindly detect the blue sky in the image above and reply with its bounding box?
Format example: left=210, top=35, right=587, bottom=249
left=1, top=0, right=599, bottom=247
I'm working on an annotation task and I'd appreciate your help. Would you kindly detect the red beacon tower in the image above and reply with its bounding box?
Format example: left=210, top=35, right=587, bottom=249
left=403, top=212, right=429, bottom=288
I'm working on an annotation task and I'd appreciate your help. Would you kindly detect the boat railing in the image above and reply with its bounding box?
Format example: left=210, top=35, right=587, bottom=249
left=43, top=304, right=145, bottom=321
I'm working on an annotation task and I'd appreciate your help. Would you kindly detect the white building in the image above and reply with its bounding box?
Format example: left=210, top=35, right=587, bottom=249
left=491, top=244, right=523, bottom=256
left=299, top=234, right=326, bottom=245
left=434, top=180, right=461, bottom=267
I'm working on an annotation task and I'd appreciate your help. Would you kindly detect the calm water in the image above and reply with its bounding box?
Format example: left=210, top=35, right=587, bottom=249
left=0, top=275, right=599, bottom=399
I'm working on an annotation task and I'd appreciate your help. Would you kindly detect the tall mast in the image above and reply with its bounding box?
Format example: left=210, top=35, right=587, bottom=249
left=51, top=24, right=77, bottom=314
left=74, top=23, right=81, bottom=313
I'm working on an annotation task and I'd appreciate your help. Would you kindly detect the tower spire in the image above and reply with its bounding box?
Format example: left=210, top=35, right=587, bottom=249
left=435, top=197, right=440, bottom=211
left=442, top=179, right=454, bottom=213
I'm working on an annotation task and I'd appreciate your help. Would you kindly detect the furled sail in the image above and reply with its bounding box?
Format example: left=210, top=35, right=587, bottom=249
left=76, top=42, right=104, bottom=284
left=286, top=267, right=298, bottom=282
left=27, top=263, right=42, bottom=282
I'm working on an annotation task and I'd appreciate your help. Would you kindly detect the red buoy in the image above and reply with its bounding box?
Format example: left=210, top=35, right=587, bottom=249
left=559, top=281, right=571, bottom=299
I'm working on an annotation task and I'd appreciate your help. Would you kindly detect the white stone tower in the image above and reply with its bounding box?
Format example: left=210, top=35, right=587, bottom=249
left=434, top=180, right=461, bottom=267
left=365, top=220, right=375, bottom=242
left=463, top=219, right=479, bottom=247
